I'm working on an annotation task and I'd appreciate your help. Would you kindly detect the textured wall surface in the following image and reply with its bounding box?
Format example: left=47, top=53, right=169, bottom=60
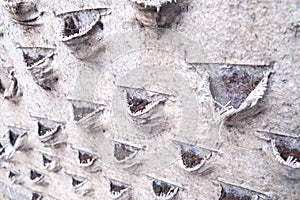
left=0, top=0, right=299, bottom=200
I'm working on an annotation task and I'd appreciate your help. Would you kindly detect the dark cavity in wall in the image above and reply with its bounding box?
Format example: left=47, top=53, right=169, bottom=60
left=31, top=192, right=42, bottom=200
left=72, top=176, right=85, bottom=187
left=63, top=15, right=80, bottom=37
left=211, top=66, right=264, bottom=109
left=78, top=150, right=94, bottom=164
left=127, top=92, right=150, bottom=114
left=8, top=171, right=16, bottom=179
left=181, top=148, right=203, bottom=168
left=30, top=170, right=42, bottom=180
left=219, top=187, right=251, bottom=200
left=0, top=79, right=5, bottom=93
left=23, top=53, right=45, bottom=67
left=114, top=142, right=137, bottom=161
left=9, top=130, right=19, bottom=146
left=42, top=154, right=52, bottom=166
left=275, top=139, right=300, bottom=162
left=38, top=122, right=53, bottom=136
left=110, top=181, right=126, bottom=193
left=152, top=179, right=178, bottom=198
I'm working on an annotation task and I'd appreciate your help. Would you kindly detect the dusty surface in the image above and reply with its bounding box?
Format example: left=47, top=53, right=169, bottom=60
left=0, top=0, right=299, bottom=199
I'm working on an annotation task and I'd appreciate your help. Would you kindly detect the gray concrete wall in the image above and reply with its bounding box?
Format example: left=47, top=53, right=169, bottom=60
left=0, top=0, right=299, bottom=199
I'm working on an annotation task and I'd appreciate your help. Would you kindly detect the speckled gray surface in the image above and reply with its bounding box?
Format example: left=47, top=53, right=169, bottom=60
left=0, top=0, right=299, bottom=199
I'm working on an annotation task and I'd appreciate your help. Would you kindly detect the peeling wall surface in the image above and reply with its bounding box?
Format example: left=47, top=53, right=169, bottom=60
left=0, top=0, right=299, bottom=199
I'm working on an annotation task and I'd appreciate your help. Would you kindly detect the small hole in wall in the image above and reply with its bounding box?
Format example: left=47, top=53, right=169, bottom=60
left=78, top=150, right=94, bottom=165
left=30, top=170, right=42, bottom=180
left=275, top=140, right=300, bottom=163
left=31, top=192, right=42, bottom=200
left=181, top=148, right=203, bottom=169
left=219, top=186, right=251, bottom=200
left=42, top=154, right=52, bottom=167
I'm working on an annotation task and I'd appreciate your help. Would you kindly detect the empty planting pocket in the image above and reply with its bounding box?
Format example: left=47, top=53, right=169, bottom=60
left=113, top=141, right=139, bottom=163
left=209, top=65, right=273, bottom=122
left=152, top=179, right=179, bottom=200
left=72, top=176, right=85, bottom=188
left=69, top=99, right=105, bottom=131
left=125, top=88, right=169, bottom=137
left=126, top=88, right=166, bottom=117
left=180, top=145, right=211, bottom=172
left=132, top=0, right=181, bottom=28
left=42, top=153, right=61, bottom=172
left=31, top=192, right=42, bottom=200
left=58, top=9, right=103, bottom=41
left=8, top=171, right=17, bottom=179
left=71, top=175, right=94, bottom=196
left=30, top=169, right=46, bottom=186
left=218, top=183, right=269, bottom=200
left=78, top=150, right=96, bottom=167
left=2, top=0, right=41, bottom=24
left=8, top=170, right=23, bottom=185
left=57, top=8, right=110, bottom=59
left=110, top=180, right=131, bottom=199
left=272, top=138, right=300, bottom=169
left=219, top=187, right=251, bottom=200
left=20, top=47, right=57, bottom=91
left=37, top=121, right=60, bottom=143
left=3, top=70, right=23, bottom=103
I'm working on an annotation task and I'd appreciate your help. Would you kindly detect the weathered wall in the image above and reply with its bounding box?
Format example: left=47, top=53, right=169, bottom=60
left=0, top=0, right=299, bottom=199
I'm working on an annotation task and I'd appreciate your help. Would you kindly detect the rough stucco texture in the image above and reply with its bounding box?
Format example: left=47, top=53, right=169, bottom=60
left=0, top=0, right=299, bottom=200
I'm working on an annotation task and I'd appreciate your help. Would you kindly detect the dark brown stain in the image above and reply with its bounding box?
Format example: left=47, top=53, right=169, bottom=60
left=221, top=68, right=262, bottom=109
left=181, top=149, right=203, bottom=168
